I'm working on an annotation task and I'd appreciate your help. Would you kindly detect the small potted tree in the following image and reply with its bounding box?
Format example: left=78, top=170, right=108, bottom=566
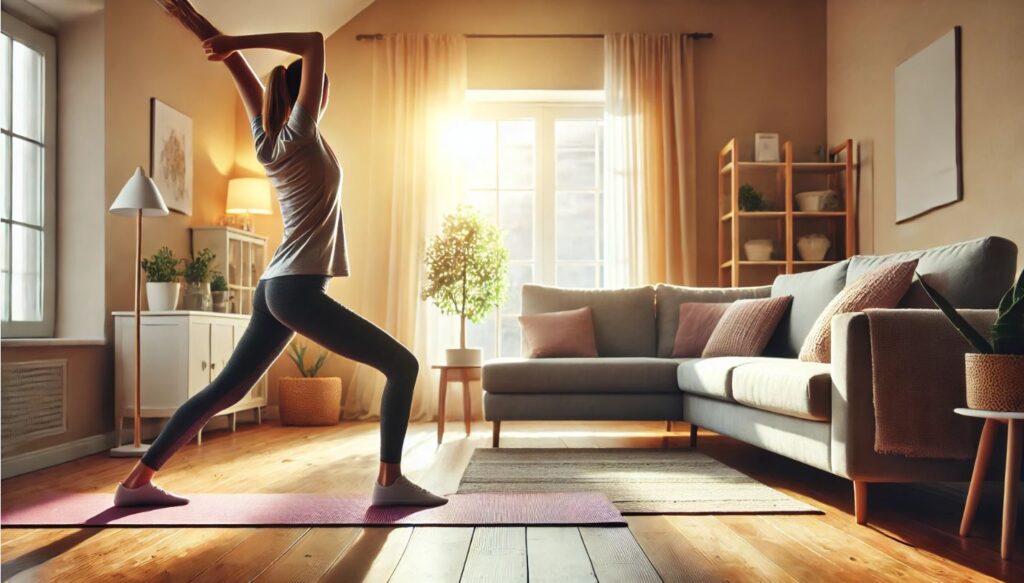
left=182, top=248, right=215, bottom=311
left=422, top=205, right=509, bottom=366
left=920, top=269, right=1024, bottom=411
left=210, top=272, right=230, bottom=313
left=141, top=246, right=182, bottom=311
left=278, top=340, right=341, bottom=426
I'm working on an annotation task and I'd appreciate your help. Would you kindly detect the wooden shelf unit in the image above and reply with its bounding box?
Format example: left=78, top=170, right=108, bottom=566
left=717, top=139, right=856, bottom=286
left=191, top=226, right=268, bottom=315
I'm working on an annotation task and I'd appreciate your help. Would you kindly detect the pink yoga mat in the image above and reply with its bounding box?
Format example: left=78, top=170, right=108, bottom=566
left=0, top=492, right=624, bottom=527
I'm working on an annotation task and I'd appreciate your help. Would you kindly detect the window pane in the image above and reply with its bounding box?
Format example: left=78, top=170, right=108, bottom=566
left=556, top=120, right=596, bottom=149
left=556, top=191, right=597, bottom=260
left=12, top=137, right=42, bottom=225
left=12, top=40, right=43, bottom=142
left=502, top=263, right=533, bottom=315
left=11, top=224, right=42, bottom=321
left=500, top=316, right=521, bottom=358
left=466, top=313, right=496, bottom=362
left=1, top=35, right=10, bottom=131
left=464, top=121, right=496, bottom=189
left=556, top=148, right=597, bottom=190
left=466, top=189, right=497, bottom=220
left=499, top=120, right=532, bottom=148
left=557, top=264, right=597, bottom=289
left=498, top=120, right=533, bottom=189
left=1, top=135, right=8, bottom=220
left=499, top=190, right=533, bottom=261
left=1, top=223, right=9, bottom=321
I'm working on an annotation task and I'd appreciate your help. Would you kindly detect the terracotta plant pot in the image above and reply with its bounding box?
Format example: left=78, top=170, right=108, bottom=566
left=278, top=377, right=342, bottom=426
left=965, top=353, right=1024, bottom=412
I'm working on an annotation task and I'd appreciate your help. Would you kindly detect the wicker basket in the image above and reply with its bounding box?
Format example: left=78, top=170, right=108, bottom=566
left=965, top=354, right=1024, bottom=412
left=278, top=377, right=342, bottom=426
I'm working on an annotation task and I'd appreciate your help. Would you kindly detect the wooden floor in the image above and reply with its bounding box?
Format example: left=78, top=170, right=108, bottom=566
left=1, top=420, right=1022, bottom=582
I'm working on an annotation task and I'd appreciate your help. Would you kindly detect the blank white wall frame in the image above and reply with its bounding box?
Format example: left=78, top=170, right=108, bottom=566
left=894, top=27, right=962, bottom=223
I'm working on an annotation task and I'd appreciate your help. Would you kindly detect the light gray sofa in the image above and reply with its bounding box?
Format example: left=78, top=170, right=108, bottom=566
left=482, top=236, right=1018, bottom=523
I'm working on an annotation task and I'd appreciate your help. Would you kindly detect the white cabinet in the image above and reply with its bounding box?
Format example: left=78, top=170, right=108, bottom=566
left=113, top=310, right=266, bottom=447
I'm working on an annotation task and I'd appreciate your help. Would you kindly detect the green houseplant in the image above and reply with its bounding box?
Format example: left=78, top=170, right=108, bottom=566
left=920, top=269, right=1024, bottom=411
left=182, top=248, right=216, bottom=311
left=278, top=340, right=341, bottom=426
left=210, top=272, right=230, bottom=313
left=422, top=205, right=509, bottom=365
left=141, top=246, right=182, bottom=311
left=738, top=184, right=769, bottom=212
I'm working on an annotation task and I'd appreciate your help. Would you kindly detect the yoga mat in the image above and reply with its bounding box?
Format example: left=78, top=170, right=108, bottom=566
left=0, top=492, right=625, bottom=527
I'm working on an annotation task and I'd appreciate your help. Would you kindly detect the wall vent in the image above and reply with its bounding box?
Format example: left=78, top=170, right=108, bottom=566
left=2, top=359, right=68, bottom=453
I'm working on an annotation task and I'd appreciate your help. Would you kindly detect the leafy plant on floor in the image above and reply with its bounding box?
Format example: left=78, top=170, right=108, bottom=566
left=210, top=272, right=229, bottom=292
left=141, top=247, right=182, bottom=283
left=422, top=204, right=509, bottom=348
left=184, top=248, right=216, bottom=284
left=738, top=184, right=768, bottom=212
left=288, top=341, right=329, bottom=378
left=918, top=269, right=1024, bottom=355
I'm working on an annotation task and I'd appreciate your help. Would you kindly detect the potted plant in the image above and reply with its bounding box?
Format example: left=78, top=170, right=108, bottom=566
left=422, top=205, right=509, bottom=366
left=210, top=272, right=230, bottom=313
left=738, top=184, right=769, bottom=212
left=278, top=341, right=341, bottom=426
left=920, top=269, right=1024, bottom=411
left=141, top=246, right=182, bottom=311
left=182, top=248, right=216, bottom=311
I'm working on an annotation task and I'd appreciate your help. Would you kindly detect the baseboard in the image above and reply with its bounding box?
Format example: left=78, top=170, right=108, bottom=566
left=1, top=433, right=114, bottom=479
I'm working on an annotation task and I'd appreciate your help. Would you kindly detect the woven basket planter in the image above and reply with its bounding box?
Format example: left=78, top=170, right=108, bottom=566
left=965, top=354, right=1024, bottom=412
left=278, top=377, right=342, bottom=426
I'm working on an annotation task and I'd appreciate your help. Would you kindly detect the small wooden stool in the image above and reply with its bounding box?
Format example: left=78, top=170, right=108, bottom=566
left=955, top=407, right=1024, bottom=560
left=433, top=365, right=481, bottom=444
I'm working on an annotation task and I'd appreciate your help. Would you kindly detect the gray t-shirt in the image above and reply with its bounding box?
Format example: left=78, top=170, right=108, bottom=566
left=251, top=104, right=348, bottom=280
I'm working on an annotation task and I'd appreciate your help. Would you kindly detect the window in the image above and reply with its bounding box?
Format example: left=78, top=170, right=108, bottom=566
left=461, top=96, right=604, bottom=360
left=1, top=15, right=56, bottom=337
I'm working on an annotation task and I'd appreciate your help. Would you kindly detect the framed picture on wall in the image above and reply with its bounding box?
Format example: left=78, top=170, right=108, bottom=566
left=754, top=133, right=780, bottom=162
left=150, top=98, right=193, bottom=216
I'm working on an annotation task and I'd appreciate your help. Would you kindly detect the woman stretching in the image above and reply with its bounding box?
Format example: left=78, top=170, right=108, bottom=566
left=115, top=0, right=446, bottom=508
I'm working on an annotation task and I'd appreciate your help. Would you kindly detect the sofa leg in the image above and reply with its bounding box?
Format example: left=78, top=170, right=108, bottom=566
left=492, top=421, right=501, bottom=448
left=853, top=480, right=868, bottom=525
left=665, top=421, right=672, bottom=432
left=689, top=424, right=698, bottom=448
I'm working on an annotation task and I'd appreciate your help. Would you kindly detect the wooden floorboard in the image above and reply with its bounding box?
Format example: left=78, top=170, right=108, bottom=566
left=1, top=420, right=1020, bottom=582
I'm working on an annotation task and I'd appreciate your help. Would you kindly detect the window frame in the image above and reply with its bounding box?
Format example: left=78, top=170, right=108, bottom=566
left=1, top=14, right=57, bottom=338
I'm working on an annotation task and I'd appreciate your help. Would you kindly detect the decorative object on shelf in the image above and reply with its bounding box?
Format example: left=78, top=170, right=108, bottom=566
left=225, top=178, right=272, bottom=233
left=183, top=248, right=216, bottom=311
left=422, top=205, right=509, bottom=366
left=920, top=269, right=1024, bottom=411
left=210, top=272, right=229, bottom=313
left=141, top=246, right=182, bottom=311
left=754, top=132, right=780, bottom=162
left=797, top=234, right=831, bottom=262
left=150, top=98, right=193, bottom=216
left=795, top=190, right=841, bottom=212
left=191, top=227, right=268, bottom=315
left=738, top=184, right=768, bottom=212
left=895, top=27, right=962, bottom=223
left=743, top=239, right=774, bottom=262
left=279, top=341, right=341, bottom=426
left=108, top=166, right=169, bottom=457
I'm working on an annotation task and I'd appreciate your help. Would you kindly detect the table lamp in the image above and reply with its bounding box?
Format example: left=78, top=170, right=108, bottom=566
left=226, top=177, right=272, bottom=232
left=109, top=167, right=169, bottom=457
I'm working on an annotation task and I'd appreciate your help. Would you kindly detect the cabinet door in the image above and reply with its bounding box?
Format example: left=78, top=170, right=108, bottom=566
left=188, top=322, right=212, bottom=396
left=140, top=321, right=188, bottom=410
left=209, top=322, right=234, bottom=383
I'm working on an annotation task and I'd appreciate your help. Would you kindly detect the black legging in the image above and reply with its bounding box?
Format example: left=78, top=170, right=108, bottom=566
left=141, top=274, right=418, bottom=470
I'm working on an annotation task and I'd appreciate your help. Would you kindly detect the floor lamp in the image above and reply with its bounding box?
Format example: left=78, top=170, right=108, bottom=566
left=109, top=167, right=169, bottom=457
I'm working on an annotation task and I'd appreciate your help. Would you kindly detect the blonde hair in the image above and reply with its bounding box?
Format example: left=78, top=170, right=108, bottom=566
left=262, top=65, right=291, bottom=142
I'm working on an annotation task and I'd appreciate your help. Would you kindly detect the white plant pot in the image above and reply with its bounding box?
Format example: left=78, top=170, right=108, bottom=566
left=146, top=282, right=180, bottom=312
left=795, top=190, right=841, bottom=212
left=743, top=239, right=774, bottom=261
left=446, top=348, right=482, bottom=367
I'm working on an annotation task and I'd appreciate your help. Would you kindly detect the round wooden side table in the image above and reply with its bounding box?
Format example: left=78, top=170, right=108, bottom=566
left=955, top=407, right=1024, bottom=560
left=432, top=365, right=481, bottom=445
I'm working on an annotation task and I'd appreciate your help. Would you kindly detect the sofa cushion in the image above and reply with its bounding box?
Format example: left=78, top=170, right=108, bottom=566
left=731, top=359, right=833, bottom=421
left=847, top=236, right=1017, bottom=309
left=519, top=307, right=598, bottom=358
left=765, top=260, right=849, bottom=357
left=483, top=357, right=686, bottom=395
left=671, top=302, right=731, bottom=358
left=676, top=356, right=768, bottom=400
left=703, top=296, right=793, bottom=358
left=522, top=284, right=657, bottom=357
left=655, top=284, right=771, bottom=357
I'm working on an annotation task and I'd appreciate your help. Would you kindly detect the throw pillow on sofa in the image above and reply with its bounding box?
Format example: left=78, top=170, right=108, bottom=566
left=702, top=296, right=793, bottom=358
left=671, top=302, right=731, bottom=357
left=798, top=259, right=918, bottom=363
left=519, top=306, right=599, bottom=358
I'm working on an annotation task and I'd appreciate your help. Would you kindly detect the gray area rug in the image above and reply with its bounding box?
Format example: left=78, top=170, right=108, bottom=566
left=458, top=448, right=821, bottom=515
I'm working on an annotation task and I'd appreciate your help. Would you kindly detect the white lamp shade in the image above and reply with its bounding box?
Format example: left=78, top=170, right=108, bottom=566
left=226, top=178, right=272, bottom=215
left=109, top=167, right=169, bottom=217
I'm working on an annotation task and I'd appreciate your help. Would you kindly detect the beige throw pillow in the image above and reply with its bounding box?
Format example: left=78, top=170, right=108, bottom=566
left=702, top=296, right=793, bottom=358
left=798, top=259, right=919, bottom=363
left=519, top=306, right=599, bottom=358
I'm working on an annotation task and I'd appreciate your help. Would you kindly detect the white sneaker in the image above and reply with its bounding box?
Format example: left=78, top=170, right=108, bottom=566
left=114, top=482, right=189, bottom=507
left=371, top=476, right=448, bottom=507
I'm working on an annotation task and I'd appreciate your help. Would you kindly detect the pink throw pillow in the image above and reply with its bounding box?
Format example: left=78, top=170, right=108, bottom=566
left=519, top=307, right=599, bottom=358
left=671, top=303, right=731, bottom=358
left=702, top=296, right=793, bottom=358
left=799, top=259, right=918, bottom=363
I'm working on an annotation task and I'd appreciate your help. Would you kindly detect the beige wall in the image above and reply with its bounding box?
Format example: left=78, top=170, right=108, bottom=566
left=827, top=0, right=1024, bottom=265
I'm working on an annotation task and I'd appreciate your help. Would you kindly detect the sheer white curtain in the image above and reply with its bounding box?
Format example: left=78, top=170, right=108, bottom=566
left=344, top=34, right=467, bottom=422
left=604, top=33, right=698, bottom=286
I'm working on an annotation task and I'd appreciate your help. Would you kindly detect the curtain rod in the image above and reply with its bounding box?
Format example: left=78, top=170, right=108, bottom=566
left=355, top=32, right=713, bottom=41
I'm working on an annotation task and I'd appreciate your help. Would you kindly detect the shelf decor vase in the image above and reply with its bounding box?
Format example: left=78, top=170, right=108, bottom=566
left=279, top=377, right=342, bottom=425
left=211, top=291, right=230, bottom=313
left=446, top=348, right=482, bottom=366
left=797, top=234, right=831, bottom=261
left=965, top=354, right=1024, bottom=412
left=183, top=282, right=212, bottom=312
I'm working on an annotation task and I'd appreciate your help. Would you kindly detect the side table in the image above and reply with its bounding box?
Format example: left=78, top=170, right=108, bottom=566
left=433, top=365, right=481, bottom=444
left=955, top=407, right=1023, bottom=560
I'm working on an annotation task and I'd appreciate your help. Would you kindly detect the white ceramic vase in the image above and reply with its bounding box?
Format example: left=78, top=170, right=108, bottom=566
left=146, top=282, right=180, bottom=312
left=446, top=348, right=482, bottom=366
left=743, top=239, right=774, bottom=261
left=797, top=234, right=831, bottom=261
